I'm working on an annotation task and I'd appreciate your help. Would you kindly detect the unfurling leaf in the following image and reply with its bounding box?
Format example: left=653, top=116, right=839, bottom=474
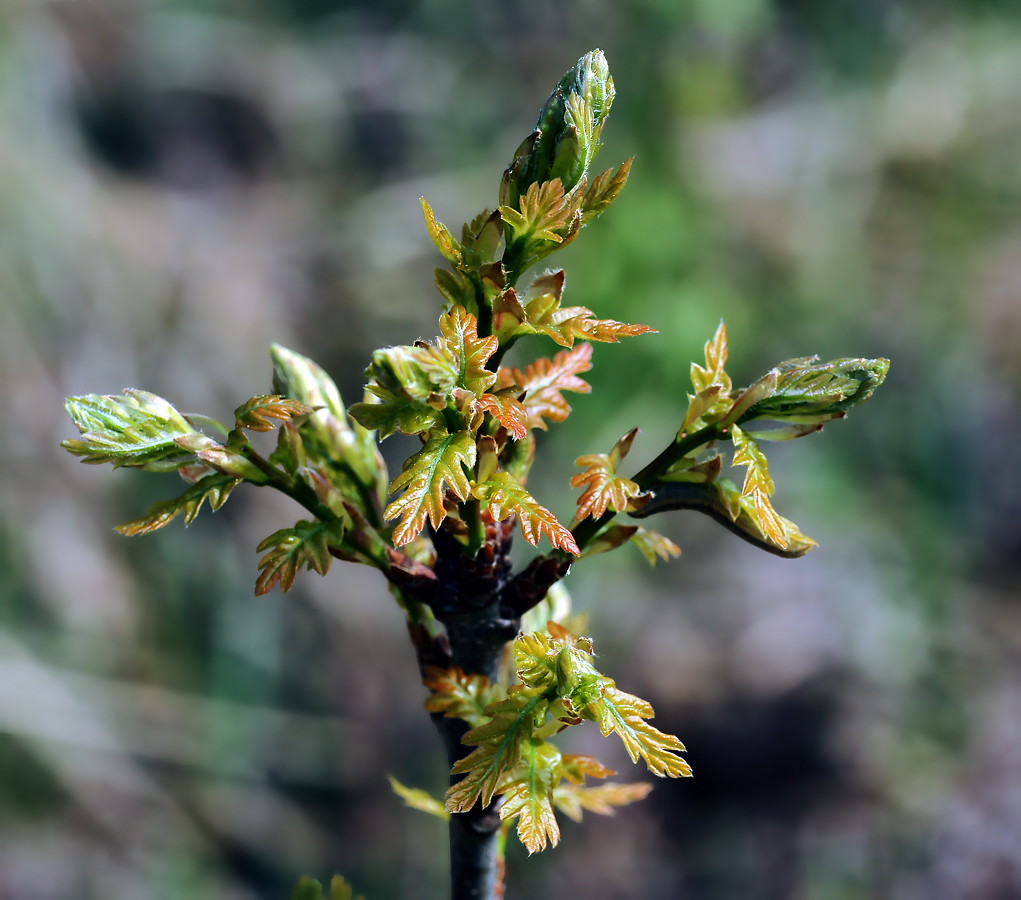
left=63, top=390, right=199, bottom=471
left=233, top=395, right=314, bottom=433
left=691, top=320, right=732, bottom=395
left=255, top=518, right=348, bottom=595
left=472, top=471, right=579, bottom=554
left=385, top=430, right=476, bottom=545
left=447, top=687, right=547, bottom=813
left=505, top=343, right=592, bottom=431
left=571, top=429, right=646, bottom=520
left=629, top=526, right=681, bottom=566
left=498, top=740, right=562, bottom=854
left=581, top=157, right=633, bottom=224
left=420, top=197, right=464, bottom=266
left=553, top=781, right=652, bottom=823
left=579, top=523, right=638, bottom=559
left=350, top=346, right=448, bottom=439
left=116, top=473, right=241, bottom=536
left=423, top=667, right=506, bottom=729
left=388, top=775, right=449, bottom=820
left=744, top=356, right=891, bottom=424
left=730, top=424, right=787, bottom=548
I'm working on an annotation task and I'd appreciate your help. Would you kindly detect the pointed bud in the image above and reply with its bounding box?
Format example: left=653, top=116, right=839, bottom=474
left=501, top=50, right=615, bottom=209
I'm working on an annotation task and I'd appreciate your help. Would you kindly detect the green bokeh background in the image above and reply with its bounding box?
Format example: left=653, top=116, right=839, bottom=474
left=2, top=1, right=1020, bottom=897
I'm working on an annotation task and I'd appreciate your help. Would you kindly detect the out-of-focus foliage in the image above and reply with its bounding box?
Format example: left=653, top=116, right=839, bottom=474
left=4, top=0, right=1021, bottom=898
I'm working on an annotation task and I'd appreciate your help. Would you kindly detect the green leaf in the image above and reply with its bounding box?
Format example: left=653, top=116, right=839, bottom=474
left=472, top=471, right=579, bottom=554
left=271, top=343, right=387, bottom=513
left=579, top=523, right=639, bottom=559
left=292, top=877, right=325, bottom=900
left=115, top=473, right=241, bottom=536
left=422, top=667, right=506, bottom=729
left=62, top=390, right=198, bottom=471
left=498, top=739, right=562, bottom=854
left=255, top=518, right=348, bottom=595
left=233, top=395, right=314, bottom=432
left=690, top=320, right=732, bottom=395
left=384, top=430, right=477, bottom=545
left=447, top=687, right=547, bottom=813
left=745, top=356, right=891, bottom=423
left=388, top=775, right=450, bottom=820
left=349, top=347, right=447, bottom=439
left=501, top=49, right=615, bottom=208
left=628, top=526, right=681, bottom=566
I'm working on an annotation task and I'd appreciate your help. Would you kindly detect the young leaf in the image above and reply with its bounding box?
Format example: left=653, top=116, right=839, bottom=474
left=730, top=425, right=788, bottom=548
left=234, top=395, right=314, bottom=433
left=255, top=518, right=348, bottom=595
left=500, top=178, right=581, bottom=247
left=115, top=473, right=242, bottom=536
left=423, top=667, right=506, bottom=729
left=553, top=781, right=652, bottom=823
left=472, top=471, right=579, bottom=555
left=582, top=684, right=692, bottom=778
left=691, top=320, right=732, bottom=395
left=385, top=430, right=477, bottom=545
left=629, top=527, right=681, bottom=566
left=435, top=305, right=498, bottom=395
left=350, top=347, right=447, bottom=439
left=580, top=157, right=633, bottom=224
left=420, top=197, right=464, bottom=266
left=447, top=687, right=547, bottom=813
left=506, top=343, right=593, bottom=431
left=388, top=775, right=450, bottom=820
left=579, top=523, right=639, bottom=559
left=571, top=429, right=646, bottom=520
left=63, top=390, right=198, bottom=471
left=559, top=754, right=616, bottom=784
left=498, top=739, right=562, bottom=854
left=477, top=392, right=528, bottom=440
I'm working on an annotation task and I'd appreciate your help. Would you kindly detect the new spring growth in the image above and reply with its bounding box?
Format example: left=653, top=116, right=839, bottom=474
left=500, top=49, right=616, bottom=210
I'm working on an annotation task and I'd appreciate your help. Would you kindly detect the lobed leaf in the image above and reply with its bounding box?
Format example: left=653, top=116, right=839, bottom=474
left=447, top=687, right=547, bottom=813
left=629, top=527, right=681, bottom=566
left=580, top=157, right=633, bottom=224
left=385, top=430, right=476, bottom=545
left=422, top=667, right=505, bottom=729
left=234, top=395, right=314, bottom=433
left=435, top=305, right=498, bottom=395
left=420, top=197, right=464, bottom=266
left=477, top=392, right=528, bottom=440
left=472, top=471, right=579, bottom=554
left=255, top=518, right=348, bottom=595
left=116, top=472, right=241, bottom=536
left=690, top=320, right=732, bottom=395
left=582, top=683, right=692, bottom=778
left=498, top=740, right=562, bottom=854
left=350, top=347, right=448, bottom=439
left=730, top=425, right=788, bottom=548
left=553, top=781, right=652, bottom=823
left=505, top=343, right=593, bottom=431
left=571, top=430, right=646, bottom=520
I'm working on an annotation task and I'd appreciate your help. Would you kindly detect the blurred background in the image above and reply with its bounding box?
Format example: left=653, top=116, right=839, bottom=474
left=2, top=0, right=1020, bottom=897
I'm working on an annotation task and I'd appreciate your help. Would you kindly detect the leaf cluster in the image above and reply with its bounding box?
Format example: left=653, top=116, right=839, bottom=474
left=423, top=621, right=689, bottom=854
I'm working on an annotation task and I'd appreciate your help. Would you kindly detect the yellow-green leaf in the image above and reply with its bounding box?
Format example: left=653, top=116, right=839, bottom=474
left=629, top=526, right=681, bottom=566
left=472, top=471, right=579, bottom=554
left=385, top=430, right=476, bottom=545
left=388, top=775, right=449, bottom=820
left=422, top=667, right=505, bottom=729
left=498, top=740, right=562, bottom=854
left=255, top=518, right=348, bottom=595
left=116, top=473, right=241, bottom=536
left=234, top=395, right=314, bottom=433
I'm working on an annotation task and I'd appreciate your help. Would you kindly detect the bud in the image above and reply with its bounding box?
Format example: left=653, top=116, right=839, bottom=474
left=501, top=50, right=615, bottom=208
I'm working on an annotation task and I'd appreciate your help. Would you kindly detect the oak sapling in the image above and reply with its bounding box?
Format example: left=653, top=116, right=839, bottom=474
left=62, top=49, right=889, bottom=900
